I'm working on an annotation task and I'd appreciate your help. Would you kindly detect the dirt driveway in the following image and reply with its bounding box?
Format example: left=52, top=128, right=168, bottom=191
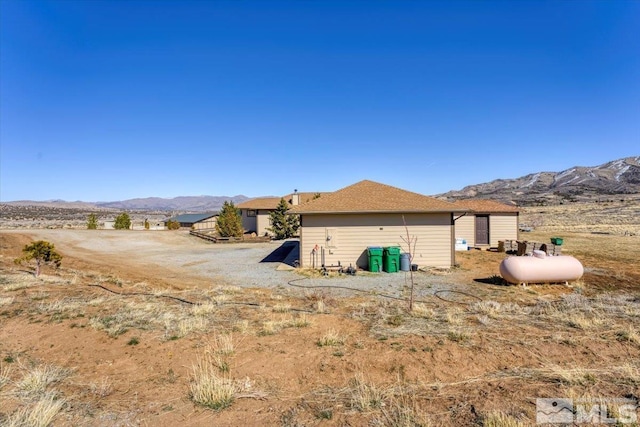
left=0, top=229, right=507, bottom=300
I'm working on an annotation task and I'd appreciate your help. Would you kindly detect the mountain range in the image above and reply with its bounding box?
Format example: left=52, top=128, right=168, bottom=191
left=439, top=156, right=640, bottom=205
left=4, top=195, right=249, bottom=213
left=4, top=156, right=639, bottom=210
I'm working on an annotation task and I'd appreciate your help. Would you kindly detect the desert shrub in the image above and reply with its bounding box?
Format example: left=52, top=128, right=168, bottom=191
left=87, top=213, right=98, bottom=230
left=114, top=213, right=131, bottom=230
left=166, top=220, right=180, bottom=230
left=14, top=240, right=62, bottom=277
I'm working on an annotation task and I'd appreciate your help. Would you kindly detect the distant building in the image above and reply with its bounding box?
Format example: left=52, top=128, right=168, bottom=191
left=237, top=192, right=326, bottom=236
left=164, top=212, right=218, bottom=230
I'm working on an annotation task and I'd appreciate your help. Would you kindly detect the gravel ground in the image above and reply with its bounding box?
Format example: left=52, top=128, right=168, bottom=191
left=2, top=229, right=470, bottom=298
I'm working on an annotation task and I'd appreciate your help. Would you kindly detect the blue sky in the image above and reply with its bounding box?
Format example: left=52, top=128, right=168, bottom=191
left=1, top=0, right=638, bottom=202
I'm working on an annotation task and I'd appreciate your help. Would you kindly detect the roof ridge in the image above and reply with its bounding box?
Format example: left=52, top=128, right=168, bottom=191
left=290, top=180, right=461, bottom=214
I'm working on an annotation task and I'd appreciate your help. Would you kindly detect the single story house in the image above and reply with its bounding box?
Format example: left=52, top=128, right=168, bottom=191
left=164, top=212, right=218, bottom=230
left=289, top=180, right=467, bottom=269
left=237, top=192, right=326, bottom=236
left=451, top=199, right=519, bottom=248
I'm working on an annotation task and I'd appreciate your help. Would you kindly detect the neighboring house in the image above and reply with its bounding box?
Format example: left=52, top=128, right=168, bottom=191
left=289, top=180, right=466, bottom=269
left=237, top=197, right=281, bottom=237
left=237, top=192, right=325, bottom=236
left=452, top=199, right=519, bottom=247
left=164, top=213, right=218, bottom=230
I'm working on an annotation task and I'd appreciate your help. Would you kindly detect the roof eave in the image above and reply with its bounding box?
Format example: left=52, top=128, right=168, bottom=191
left=292, top=209, right=466, bottom=215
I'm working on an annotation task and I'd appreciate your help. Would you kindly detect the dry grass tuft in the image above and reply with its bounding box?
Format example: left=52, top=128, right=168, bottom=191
left=213, top=334, right=235, bottom=356
left=317, top=330, right=345, bottom=347
left=1, top=363, right=12, bottom=390
left=5, top=391, right=66, bottom=427
left=376, top=394, right=433, bottom=427
left=482, top=411, right=527, bottom=427
left=613, top=362, right=640, bottom=385
left=349, top=373, right=386, bottom=412
left=445, top=307, right=465, bottom=325
left=0, top=296, right=15, bottom=306
left=273, top=303, right=291, bottom=313
left=447, top=329, right=471, bottom=343
left=616, top=326, right=640, bottom=346
left=538, top=364, right=598, bottom=386
left=89, top=377, right=113, bottom=398
left=15, top=363, right=71, bottom=399
left=233, top=319, right=250, bottom=334
left=288, top=313, right=311, bottom=328
left=259, top=320, right=281, bottom=336
left=3, top=274, right=38, bottom=291
left=189, top=351, right=236, bottom=411
left=87, top=297, right=107, bottom=306
left=192, top=302, right=217, bottom=317
left=476, top=314, right=491, bottom=325
left=471, top=300, right=503, bottom=318
left=258, top=314, right=311, bottom=335
left=177, top=316, right=209, bottom=337
left=410, top=303, right=434, bottom=319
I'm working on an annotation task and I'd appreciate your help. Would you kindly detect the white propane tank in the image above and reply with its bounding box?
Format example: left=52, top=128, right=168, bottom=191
left=499, top=254, right=584, bottom=285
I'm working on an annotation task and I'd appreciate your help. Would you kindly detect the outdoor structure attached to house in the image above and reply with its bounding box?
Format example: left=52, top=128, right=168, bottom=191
left=237, top=192, right=325, bottom=236
left=164, top=212, right=218, bottom=230
left=289, top=180, right=466, bottom=269
left=452, top=199, right=519, bottom=248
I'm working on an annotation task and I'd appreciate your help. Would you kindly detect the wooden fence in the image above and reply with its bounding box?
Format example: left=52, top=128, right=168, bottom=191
left=499, top=240, right=562, bottom=256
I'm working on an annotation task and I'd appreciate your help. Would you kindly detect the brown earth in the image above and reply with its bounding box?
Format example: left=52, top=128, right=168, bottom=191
left=1, top=225, right=640, bottom=426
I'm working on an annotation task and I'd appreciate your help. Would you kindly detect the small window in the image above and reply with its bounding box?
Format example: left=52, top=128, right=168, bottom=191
left=247, top=209, right=256, bottom=217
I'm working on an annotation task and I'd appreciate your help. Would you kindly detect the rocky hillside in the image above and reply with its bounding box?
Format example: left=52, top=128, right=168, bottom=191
left=440, top=156, right=640, bottom=205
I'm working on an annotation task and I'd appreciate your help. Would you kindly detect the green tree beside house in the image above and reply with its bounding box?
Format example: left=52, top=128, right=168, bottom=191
left=216, top=201, right=243, bottom=238
left=268, top=198, right=300, bottom=240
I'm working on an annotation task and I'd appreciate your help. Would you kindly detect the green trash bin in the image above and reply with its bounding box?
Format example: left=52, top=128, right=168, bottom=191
left=383, top=246, right=401, bottom=273
left=367, top=246, right=383, bottom=272
left=551, top=237, right=564, bottom=246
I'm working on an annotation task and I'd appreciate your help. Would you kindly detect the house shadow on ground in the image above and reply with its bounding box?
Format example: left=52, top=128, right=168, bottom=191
left=260, top=240, right=299, bottom=267
left=473, top=276, right=511, bottom=286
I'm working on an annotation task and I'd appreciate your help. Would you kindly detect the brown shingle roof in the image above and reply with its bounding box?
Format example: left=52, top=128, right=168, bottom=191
left=237, top=192, right=329, bottom=210
left=289, top=180, right=462, bottom=214
left=284, top=192, right=329, bottom=205
left=236, top=197, right=282, bottom=210
left=452, top=199, right=519, bottom=213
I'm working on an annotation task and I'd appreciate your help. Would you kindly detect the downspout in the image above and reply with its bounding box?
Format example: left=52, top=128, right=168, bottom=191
left=451, top=212, right=468, bottom=267
left=453, top=212, right=467, bottom=222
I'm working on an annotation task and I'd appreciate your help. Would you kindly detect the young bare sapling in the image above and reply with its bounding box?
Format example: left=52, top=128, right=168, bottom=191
left=400, top=215, right=418, bottom=311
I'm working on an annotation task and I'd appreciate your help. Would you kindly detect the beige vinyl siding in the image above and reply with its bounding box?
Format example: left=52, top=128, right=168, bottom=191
left=489, top=213, right=519, bottom=246
left=300, top=213, right=453, bottom=269
left=454, top=214, right=475, bottom=246
left=241, top=209, right=257, bottom=233
left=192, top=219, right=217, bottom=230
left=256, top=210, right=272, bottom=237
